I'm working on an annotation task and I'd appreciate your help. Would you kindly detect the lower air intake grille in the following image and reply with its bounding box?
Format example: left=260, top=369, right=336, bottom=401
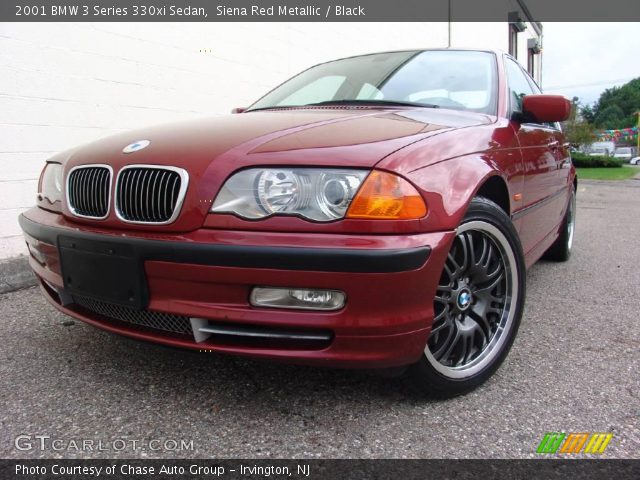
left=72, top=295, right=192, bottom=335
left=115, top=166, right=187, bottom=224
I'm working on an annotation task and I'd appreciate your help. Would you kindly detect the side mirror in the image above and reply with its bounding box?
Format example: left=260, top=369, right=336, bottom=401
left=231, top=107, right=246, bottom=114
left=522, top=95, right=571, bottom=123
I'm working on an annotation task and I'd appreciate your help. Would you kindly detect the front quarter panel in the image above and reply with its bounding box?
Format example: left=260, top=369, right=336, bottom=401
left=404, top=154, right=516, bottom=232
left=383, top=120, right=525, bottom=232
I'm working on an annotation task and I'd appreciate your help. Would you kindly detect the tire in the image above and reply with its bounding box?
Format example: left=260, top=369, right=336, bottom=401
left=543, top=187, right=576, bottom=262
left=405, top=197, right=526, bottom=398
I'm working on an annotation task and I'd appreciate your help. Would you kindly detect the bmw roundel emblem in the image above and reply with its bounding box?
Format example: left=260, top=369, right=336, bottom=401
left=458, top=290, right=472, bottom=309
left=122, top=140, right=150, bottom=154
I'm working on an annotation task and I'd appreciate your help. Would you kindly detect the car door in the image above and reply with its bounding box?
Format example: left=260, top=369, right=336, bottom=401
left=525, top=73, right=572, bottom=211
left=504, top=57, right=563, bottom=255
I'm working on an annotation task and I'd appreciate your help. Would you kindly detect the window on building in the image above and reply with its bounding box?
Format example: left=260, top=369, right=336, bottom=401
left=527, top=48, right=535, bottom=77
left=509, top=25, right=518, bottom=57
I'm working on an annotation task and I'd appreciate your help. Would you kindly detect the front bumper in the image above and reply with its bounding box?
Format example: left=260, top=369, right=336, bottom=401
left=19, top=208, right=454, bottom=368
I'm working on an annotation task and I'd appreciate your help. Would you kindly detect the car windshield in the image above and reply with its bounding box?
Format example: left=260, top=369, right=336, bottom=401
left=616, top=148, right=631, bottom=154
left=248, top=50, right=498, bottom=115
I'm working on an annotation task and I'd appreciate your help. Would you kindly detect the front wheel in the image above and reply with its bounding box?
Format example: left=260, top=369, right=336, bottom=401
left=543, top=187, right=576, bottom=262
left=406, top=197, right=526, bottom=397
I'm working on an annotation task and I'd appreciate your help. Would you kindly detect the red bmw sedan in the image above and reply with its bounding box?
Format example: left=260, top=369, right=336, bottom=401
left=20, top=49, right=575, bottom=396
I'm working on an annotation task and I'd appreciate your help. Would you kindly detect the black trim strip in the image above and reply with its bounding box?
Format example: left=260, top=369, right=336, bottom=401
left=511, top=186, right=568, bottom=221
left=19, top=214, right=430, bottom=274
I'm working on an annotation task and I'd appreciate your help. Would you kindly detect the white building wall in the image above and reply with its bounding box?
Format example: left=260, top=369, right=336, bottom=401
left=450, top=22, right=509, bottom=51
left=451, top=21, right=542, bottom=83
left=0, top=21, right=539, bottom=259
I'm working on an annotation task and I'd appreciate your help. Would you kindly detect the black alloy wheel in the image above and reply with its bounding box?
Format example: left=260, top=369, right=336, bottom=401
left=406, top=197, right=526, bottom=397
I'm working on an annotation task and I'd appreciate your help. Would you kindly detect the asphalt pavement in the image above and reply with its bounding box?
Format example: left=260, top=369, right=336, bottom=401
left=1, top=179, right=639, bottom=459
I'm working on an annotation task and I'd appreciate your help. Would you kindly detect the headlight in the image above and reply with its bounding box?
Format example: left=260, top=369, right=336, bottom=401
left=211, top=168, right=368, bottom=222
left=39, top=163, right=63, bottom=205
left=211, top=168, right=427, bottom=222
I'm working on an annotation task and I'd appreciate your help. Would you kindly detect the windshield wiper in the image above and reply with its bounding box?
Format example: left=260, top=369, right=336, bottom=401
left=246, top=99, right=439, bottom=112
left=306, top=99, right=439, bottom=108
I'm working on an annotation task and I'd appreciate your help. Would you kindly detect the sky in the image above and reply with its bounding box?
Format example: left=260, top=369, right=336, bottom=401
left=541, top=23, right=639, bottom=106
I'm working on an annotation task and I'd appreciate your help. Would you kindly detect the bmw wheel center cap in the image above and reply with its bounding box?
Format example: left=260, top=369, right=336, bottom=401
left=458, top=290, right=472, bottom=310
left=122, top=140, right=150, bottom=153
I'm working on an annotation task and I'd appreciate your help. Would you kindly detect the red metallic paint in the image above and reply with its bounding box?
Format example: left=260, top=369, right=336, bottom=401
left=27, top=206, right=453, bottom=368
left=522, top=95, right=572, bottom=123
left=39, top=282, right=432, bottom=368
left=43, top=107, right=497, bottom=235
left=24, top=50, right=575, bottom=368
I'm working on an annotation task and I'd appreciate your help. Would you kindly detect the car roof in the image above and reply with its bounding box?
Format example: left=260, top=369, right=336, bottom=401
left=316, top=47, right=503, bottom=64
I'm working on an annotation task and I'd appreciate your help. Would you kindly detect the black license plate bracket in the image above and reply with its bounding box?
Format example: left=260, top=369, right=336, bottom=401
left=58, top=236, right=148, bottom=309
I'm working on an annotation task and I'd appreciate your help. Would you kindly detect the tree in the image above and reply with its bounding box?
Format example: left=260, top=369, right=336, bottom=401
left=596, top=105, right=626, bottom=130
left=564, top=121, right=594, bottom=147
left=588, top=78, right=640, bottom=129
left=580, top=104, right=595, bottom=124
left=563, top=97, right=594, bottom=147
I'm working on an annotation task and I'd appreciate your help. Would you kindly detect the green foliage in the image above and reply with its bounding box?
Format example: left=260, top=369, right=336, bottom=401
left=582, top=78, right=640, bottom=129
left=564, top=120, right=594, bottom=146
left=581, top=104, right=595, bottom=124
left=571, top=152, right=623, bottom=168
left=596, top=105, right=626, bottom=130
left=562, top=98, right=595, bottom=147
left=575, top=166, right=637, bottom=180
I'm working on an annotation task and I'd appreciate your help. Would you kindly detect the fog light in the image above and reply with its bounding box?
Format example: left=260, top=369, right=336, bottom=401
left=250, top=287, right=346, bottom=311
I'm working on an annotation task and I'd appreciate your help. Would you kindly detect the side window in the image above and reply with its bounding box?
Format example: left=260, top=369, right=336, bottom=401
left=504, top=58, right=534, bottom=114
left=527, top=76, right=542, bottom=95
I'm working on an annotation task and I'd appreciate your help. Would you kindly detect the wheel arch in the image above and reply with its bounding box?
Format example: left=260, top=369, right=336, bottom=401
left=473, top=175, right=511, bottom=216
left=406, top=154, right=514, bottom=232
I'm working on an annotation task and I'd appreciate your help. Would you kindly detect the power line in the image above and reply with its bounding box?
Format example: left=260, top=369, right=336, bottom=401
left=545, top=77, right=637, bottom=90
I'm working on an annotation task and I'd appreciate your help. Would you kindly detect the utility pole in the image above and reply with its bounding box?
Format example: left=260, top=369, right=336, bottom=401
left=635, top=112, right=640, bottom=154
left=447, top=0, right=452, bottom=48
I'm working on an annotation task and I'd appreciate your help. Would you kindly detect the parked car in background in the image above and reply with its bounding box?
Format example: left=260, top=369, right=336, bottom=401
left=19, top=49, right=574, bottom=397
left=614, top=147, right=634, bottom=162
left=630, top=156, right=640, bottom=165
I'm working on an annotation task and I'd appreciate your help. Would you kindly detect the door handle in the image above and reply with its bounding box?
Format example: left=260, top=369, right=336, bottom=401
left=547, top=140, right=560, bottom=149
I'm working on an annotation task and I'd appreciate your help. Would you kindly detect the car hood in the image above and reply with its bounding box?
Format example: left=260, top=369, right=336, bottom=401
left=58, top=107, right=495, bottom=230
left=62, top=107, right=494, bottom=170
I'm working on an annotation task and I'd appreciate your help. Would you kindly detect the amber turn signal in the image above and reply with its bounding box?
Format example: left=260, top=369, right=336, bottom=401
left=346, top=171, right=427, bottom=220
